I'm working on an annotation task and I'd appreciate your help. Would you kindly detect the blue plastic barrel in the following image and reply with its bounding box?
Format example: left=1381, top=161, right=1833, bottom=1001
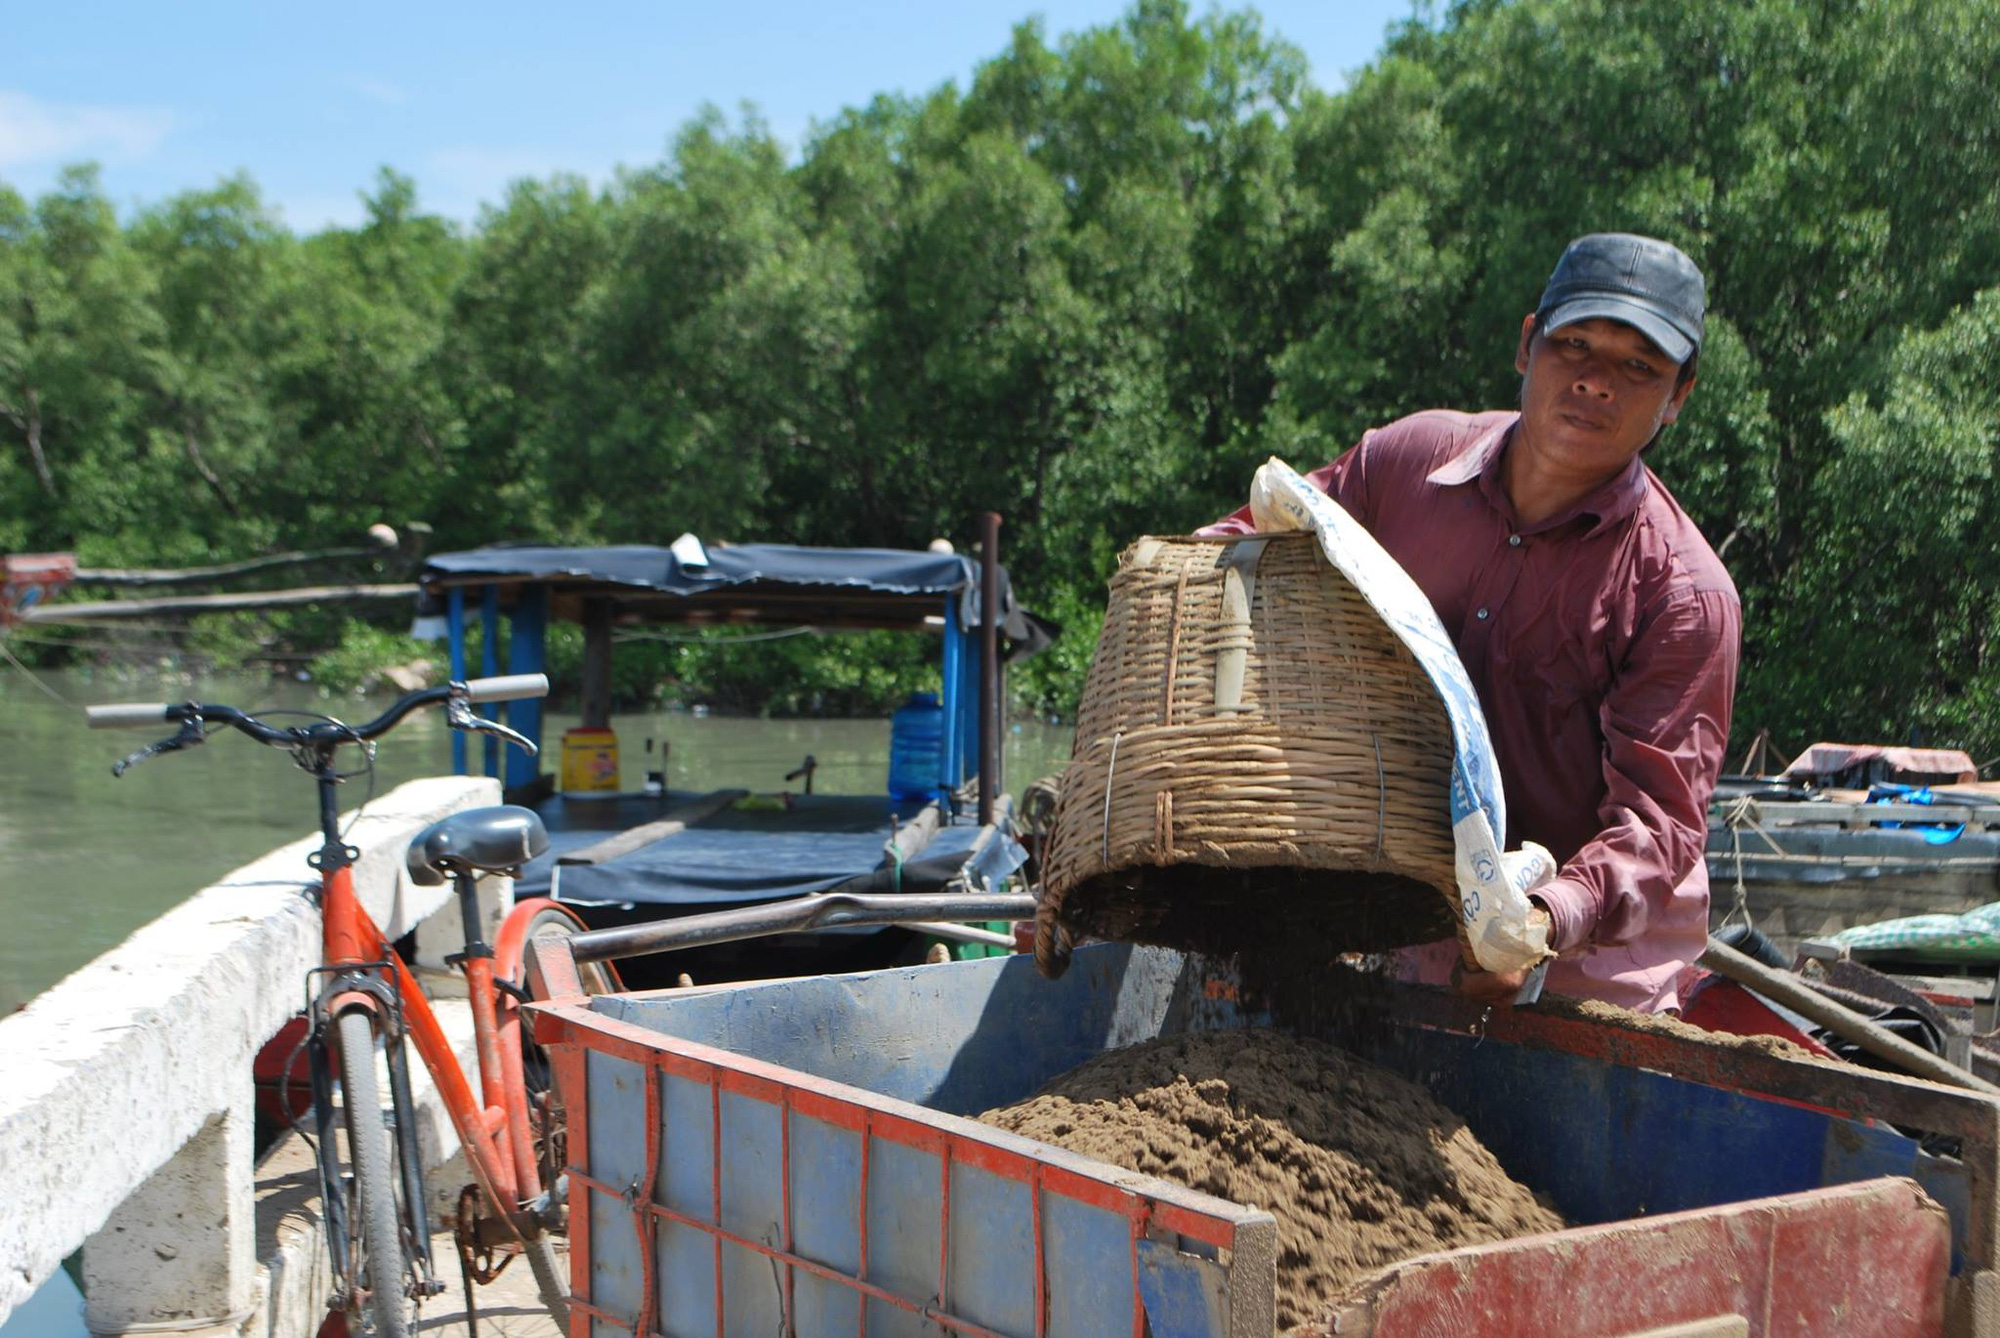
left=887, top=691, right=945, bottom=803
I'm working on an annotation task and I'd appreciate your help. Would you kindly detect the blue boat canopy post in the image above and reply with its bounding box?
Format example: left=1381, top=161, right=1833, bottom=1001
left=939, top=598, right=963, bottom=805
left=480, top=583, right=501, bottom=778
left=504, top=585, right=548, bottom=791
left=446, top=586, right=467, bottom=777
left=958, top=601, right=980, bottom=798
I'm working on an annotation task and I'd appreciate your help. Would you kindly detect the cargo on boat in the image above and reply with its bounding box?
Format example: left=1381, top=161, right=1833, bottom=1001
left=1709, top=743, right=2000, bottom=951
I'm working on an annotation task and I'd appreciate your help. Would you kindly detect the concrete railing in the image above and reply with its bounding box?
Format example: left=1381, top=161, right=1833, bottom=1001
left=0, top=775, right=501, bottom=1334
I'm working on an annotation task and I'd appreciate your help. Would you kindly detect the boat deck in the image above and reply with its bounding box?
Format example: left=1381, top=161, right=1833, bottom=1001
left=513, top=790, right=1007, bottom=906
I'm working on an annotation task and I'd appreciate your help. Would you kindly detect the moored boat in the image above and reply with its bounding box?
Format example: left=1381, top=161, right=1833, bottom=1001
left=1707, top=742, right=2000, bottom=952
left=414, top=536, right=1053, bottom=985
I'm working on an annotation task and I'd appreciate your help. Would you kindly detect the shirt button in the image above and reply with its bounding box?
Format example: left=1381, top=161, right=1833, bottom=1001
left=1508, top=534, right=1522, bottom=547
left=1476, top=607, right=1490, bottom=620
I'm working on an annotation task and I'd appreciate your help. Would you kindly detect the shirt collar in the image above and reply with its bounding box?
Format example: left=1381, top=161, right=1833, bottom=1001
left=1425, top=413, right=1651, bottom=537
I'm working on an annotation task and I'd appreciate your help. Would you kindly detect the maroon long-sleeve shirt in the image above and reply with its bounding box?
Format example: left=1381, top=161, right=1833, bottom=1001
left=1203, top=409, right=1739, bottom=1011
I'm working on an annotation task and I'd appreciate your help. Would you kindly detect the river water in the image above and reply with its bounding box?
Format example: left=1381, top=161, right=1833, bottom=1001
left=0, top=668, right=1072, bottom=1010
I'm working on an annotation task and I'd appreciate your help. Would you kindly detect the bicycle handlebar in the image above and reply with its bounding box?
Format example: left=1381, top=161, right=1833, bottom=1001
left=86, top=673, right=551, bottom=752
left=85, top=702, right=173, bottom=729
left=464, top=673, right=549, bottom=703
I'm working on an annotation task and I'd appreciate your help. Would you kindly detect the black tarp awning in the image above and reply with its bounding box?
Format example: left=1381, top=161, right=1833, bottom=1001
left=421, top=542, right=1051, bottom=652
left=426, top=543, right=981, bottom=599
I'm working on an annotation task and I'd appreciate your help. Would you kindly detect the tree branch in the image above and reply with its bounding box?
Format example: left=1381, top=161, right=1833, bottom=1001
left=180, top=419, right=240, bottom=516
left=21, top=387, right=53, bottom=495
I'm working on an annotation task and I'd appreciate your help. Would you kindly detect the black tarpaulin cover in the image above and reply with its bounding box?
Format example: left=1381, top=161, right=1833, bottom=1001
left=421, top=542, right=1050, bottom=651
left=425, top=542, right=988, bottom=599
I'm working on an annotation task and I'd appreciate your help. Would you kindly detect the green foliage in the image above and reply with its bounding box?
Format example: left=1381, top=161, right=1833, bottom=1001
left=666, top=631, right=939, bottom=716
left=308, top=620, right=441, bottom=694
left=6, top=0, right=2000, bottom=751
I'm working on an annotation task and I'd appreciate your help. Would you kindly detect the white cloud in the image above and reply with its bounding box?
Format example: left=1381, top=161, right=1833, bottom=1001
left=0, top=90, right=174, bottom=170
left=351, top=78, right=407, bottom=106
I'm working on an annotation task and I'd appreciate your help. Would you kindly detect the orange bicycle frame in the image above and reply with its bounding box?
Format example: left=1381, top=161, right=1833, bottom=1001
left=320, top=861, right=530, bottom=1223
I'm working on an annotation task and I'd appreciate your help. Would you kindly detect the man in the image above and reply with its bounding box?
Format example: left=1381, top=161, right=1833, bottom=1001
left=1203, top=233, right=1738, bottom=1013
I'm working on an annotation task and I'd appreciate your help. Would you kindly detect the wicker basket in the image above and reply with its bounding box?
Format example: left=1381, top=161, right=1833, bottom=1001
left=1036, top=531, right=1460, bottom=973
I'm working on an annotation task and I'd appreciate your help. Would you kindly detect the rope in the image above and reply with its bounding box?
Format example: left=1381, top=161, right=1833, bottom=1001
left=0, top=637, right=77, bottom=706
left=1723, top=818, right=1754, bottom=934
left=614, top=625, right=819, bottom=645
left=1724, top=794, right=1788, bottom=856
left=1718, top=795, right=1783, bottom=934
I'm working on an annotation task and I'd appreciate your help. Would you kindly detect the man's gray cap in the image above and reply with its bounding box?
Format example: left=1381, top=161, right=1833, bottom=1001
left=1537, top=233, right=1706, bottom=364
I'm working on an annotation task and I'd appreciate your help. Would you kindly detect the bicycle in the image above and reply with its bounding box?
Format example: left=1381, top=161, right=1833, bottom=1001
left=88, top=674, right=612, bottom=1337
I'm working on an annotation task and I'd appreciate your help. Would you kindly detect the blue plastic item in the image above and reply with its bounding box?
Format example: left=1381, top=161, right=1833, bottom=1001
left=887, top=691, right=944, bottom=803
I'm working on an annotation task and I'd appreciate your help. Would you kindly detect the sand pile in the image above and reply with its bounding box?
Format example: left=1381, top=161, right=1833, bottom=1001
left=978, top=1028, right=1562, bottom=1331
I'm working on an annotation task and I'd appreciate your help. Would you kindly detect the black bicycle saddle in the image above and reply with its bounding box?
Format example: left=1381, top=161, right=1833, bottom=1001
left=406, top=805, right=550, bottom=885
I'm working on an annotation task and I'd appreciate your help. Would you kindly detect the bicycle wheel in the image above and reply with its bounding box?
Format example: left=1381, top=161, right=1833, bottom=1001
left=489, top=905, right=615, bottom=1327
left=338, top=1009, right=412, bottom=1338
left=523, top=910, right=616, bottom=1310
left=520, top=908, right=616, bottom=1164
left=524, top=905, right=619, bottom=997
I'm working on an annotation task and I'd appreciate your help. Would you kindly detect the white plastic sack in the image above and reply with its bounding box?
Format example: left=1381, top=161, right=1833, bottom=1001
left=1248, top=458, right=1554, bottom=974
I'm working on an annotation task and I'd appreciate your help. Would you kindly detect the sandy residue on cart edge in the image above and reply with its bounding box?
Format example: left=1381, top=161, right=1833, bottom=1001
left=1554, top=995, right=1822, bottom=1061
left=977, top=1028, right=1562, bottom=1332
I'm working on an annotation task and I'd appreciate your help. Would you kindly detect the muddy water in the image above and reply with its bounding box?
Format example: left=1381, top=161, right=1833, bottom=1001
left=0, top=669, right=1071, bottom=1010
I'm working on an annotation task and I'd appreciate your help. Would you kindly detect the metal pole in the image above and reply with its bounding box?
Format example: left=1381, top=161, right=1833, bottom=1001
left=1701, top=936, right=2000, bottom=1095
left=567, top=891, right=1037, bottom=964
left=897, top=921, right=1017, bottom=948
left=447, top=588, right=467, bottom=776
left=579, top=597, right=613, bottom=731
left=979, top=512, right=1002, bottom=827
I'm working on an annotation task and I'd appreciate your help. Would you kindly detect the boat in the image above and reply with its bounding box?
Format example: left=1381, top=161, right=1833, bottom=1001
left=1707, top=742, right=2000, bottom=952
left=415, top=534, right=1053, bottom=985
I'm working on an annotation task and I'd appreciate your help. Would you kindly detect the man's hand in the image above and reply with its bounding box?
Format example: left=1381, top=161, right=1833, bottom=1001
left=1450, top=906, right=1553, bottom=1003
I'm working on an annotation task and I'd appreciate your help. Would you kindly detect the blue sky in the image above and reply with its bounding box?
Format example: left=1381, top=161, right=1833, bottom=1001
left=4, top=1, right=1418, bottom=233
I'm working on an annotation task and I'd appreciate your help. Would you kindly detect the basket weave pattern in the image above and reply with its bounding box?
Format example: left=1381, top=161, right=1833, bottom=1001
left=1039, top=532, right=1458, bottom=959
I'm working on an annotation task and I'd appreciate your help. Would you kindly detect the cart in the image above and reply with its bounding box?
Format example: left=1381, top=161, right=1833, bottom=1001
left=528, top=934, right=2000, bottom=1336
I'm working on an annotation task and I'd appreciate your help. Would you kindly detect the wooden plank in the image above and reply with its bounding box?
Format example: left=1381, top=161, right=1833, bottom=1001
left=1736, top=800, right=2000, bottom=827
left=555, top=789, right=747, bottom=866
left=20, top=583, right=415, bottom=621
left=73, top=545, right=386, bottom=587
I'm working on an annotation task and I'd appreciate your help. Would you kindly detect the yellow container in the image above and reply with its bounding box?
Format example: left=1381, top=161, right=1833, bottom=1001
left=561, top=727, right=621, bottom=794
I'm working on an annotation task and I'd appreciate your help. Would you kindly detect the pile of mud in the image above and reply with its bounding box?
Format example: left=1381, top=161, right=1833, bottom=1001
left=978, top=1027, right=1561, bottom=1331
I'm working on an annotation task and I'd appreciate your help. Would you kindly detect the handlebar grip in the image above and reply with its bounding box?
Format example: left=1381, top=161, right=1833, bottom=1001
left=463, top=673, right=550, bottom=703
left=86, top=702, right=172, bottom=729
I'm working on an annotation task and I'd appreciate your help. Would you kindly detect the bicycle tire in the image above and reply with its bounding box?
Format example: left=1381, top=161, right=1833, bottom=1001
left=338, top=1010, right=413, bottom=1338
left=523, top=1234, right=570, bottom=1328
left=523, top=906, right=619, bottom=997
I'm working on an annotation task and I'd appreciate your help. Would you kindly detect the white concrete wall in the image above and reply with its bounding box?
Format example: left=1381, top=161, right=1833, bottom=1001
left=0, top=774, right=499, bottom=1332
